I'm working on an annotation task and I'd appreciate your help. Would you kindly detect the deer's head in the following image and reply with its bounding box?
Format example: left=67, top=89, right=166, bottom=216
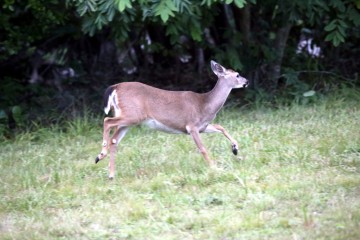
left=211, top=60, right=248, bottom=88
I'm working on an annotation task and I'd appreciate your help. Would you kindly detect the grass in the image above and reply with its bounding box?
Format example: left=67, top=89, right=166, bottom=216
left=1, top=88, right=360, bottom=239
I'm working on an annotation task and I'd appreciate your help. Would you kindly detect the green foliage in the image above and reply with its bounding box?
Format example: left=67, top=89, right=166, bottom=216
left=68, top=0, right=119, bottom=35
left=0, top=0, right=69, bottom=59
left=254, top=0, right=360, bottom=48
left=0, top=76, right=28, bottom=137
left=307, top=0, right=360, bottom=47
left=322, top=0, right=360, bottom=46
left=325, top=19, right=347, bottom=46
left=69, top=0, right=203, bottom=36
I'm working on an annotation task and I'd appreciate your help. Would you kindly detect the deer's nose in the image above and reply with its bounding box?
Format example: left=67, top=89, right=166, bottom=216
left=243, top=80, right=249, bottom=87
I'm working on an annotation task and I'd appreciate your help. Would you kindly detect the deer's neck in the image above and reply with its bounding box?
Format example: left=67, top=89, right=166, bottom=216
left=203, top=78, right=232, bottom=116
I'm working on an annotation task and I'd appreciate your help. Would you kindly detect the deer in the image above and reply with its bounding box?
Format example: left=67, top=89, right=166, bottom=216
left=95, top=60, right=248, bottom=179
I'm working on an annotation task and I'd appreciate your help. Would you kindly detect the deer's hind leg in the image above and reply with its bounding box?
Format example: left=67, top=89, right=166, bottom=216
left=95, top=116, right=123, bottom=164
left=108, top=126, right=129, bottom=179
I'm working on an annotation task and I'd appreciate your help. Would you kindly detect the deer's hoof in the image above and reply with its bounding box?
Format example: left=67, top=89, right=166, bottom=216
left=95, top=152, right=107, bottom=164
left=232, top=144, right=238, bottom=155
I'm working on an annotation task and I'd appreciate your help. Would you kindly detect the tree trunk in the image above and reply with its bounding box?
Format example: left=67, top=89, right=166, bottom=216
left=233, top=4, right=254, bottom=87
left=233, top=4, right=251, bottom=46
left=197, top=47, right=205, bottom=75
left=266, top=22, right=292, bottom=91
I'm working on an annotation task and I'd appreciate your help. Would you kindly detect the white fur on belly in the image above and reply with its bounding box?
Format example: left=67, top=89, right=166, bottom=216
left=142, top=119, right=183, bottom=134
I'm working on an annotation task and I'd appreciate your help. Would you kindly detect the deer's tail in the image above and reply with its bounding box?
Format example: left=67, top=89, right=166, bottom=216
left=103, top=86, right=116, bottom=115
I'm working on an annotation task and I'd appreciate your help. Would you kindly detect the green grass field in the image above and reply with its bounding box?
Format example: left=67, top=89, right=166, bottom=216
left=1, top=88, right=360, bottom=239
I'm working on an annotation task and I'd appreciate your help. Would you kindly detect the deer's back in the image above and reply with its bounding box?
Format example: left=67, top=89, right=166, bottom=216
left=114, top=82, right=207, bottom=132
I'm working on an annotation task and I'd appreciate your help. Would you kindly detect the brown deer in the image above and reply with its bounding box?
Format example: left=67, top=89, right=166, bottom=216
left=95, top=60, right=248, bottom=179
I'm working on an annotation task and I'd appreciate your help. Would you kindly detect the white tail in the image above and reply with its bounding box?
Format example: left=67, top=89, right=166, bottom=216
left=95, top=60, right=248, bottom=179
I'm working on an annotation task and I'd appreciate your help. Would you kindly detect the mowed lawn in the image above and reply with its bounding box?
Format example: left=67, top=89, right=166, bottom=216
left=1, top=90, right=360, bottom=239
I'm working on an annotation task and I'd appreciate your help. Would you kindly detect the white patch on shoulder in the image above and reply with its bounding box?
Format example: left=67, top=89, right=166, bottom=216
left=142, top=119, right=183, bottom=134
left=104, top=90, right=121, bottom=116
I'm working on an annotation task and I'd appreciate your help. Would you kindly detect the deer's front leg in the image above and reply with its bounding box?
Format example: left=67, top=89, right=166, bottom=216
left=187, top=126, right=215, bottom=167
left=204, top=124, right=239, bottom=155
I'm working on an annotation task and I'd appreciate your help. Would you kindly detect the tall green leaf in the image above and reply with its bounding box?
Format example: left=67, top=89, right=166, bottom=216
left=116, top=0, right=132, bottom=12
left=234, top=0, right=246, bottom=8
left=154, top=0, right=178, bottom=23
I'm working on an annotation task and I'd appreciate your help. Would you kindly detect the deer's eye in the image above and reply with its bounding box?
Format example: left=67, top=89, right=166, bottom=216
left=236, top=74, right=240, bottom=78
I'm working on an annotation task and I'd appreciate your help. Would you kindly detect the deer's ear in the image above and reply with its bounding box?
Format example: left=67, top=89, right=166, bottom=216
left=211, top=60, right=226, bottom=77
